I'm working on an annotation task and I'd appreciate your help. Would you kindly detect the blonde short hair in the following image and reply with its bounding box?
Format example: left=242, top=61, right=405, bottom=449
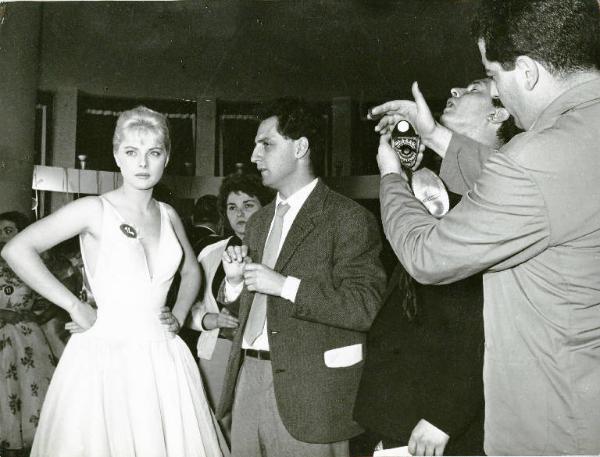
left=112, top=106, right=171, bottom=154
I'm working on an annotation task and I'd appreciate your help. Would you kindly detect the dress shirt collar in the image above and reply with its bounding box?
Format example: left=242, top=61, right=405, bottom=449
left=531, top=76, right=600, bottom=131
left=275, top=178, right=319, bottom=217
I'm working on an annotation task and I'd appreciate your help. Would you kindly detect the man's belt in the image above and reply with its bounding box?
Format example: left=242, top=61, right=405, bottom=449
left=243, top=348, right=271, bottom=360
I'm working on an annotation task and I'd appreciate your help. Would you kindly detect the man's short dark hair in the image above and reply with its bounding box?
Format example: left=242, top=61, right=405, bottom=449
left=258, top=98, right=325, bottom=176
left=193, top=194, right=219, bottom=225
left=472, top=0, right=599, bottom=74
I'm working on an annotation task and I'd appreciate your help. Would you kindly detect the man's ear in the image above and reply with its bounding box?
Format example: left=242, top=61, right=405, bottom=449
left=515, top=55, right=539, bottom=91
left=488, top=107, right=510, bottom=125
left=295, top=137, right=309, bottom=159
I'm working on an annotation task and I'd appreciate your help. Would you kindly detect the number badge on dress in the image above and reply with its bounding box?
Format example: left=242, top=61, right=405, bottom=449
left=120, top=224, right=138, bottom=239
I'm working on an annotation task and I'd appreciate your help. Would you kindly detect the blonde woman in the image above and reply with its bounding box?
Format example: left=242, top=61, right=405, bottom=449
left=2, top=106, right=223, bottom=457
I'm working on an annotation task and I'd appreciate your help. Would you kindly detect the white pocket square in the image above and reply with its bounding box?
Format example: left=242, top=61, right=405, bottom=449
left=324, top=343, right=362, bottom=368
left=374, top=445, right=412, bottom=456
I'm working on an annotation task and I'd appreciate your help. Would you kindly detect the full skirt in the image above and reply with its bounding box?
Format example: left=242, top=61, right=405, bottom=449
left=31, top=331, right=224, bottom=457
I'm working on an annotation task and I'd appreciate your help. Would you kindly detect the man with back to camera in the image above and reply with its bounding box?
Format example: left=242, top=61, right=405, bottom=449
left=190, top=194, right=222, bottom=256
left=216, top=98, right=386, bottom=457
left=353, top=77, right=521, bottom=456
left=374, top=0, right=600, bottom=454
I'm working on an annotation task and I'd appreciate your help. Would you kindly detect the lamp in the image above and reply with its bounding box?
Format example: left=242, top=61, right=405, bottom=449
left=77, top=154, right=87, bottom=170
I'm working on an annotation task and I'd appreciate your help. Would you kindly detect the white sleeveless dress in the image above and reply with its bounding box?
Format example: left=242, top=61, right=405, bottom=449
left=31, top=197, right=223, bottom=457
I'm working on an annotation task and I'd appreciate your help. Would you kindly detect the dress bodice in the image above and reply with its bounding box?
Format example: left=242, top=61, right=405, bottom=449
left=80, top=197, right=182, bottom=341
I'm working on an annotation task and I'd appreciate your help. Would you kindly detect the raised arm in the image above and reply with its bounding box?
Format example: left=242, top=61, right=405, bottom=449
left=379, top=150, right=549, bottom=285
left=369, top=82, right=453, bottom=157
left=369, top=82, right=496, bottom=196
left=1, top=197, right=101, bottom=328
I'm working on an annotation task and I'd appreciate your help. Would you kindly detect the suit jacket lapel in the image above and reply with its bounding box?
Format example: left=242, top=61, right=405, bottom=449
left=239, top=180, right=328, bottom=328
left=275, top=180, right=328, bottom=272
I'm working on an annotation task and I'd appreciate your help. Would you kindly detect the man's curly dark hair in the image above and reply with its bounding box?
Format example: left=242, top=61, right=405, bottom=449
left=472, top=0, right=599, bottom=74
left=258, top=98, right=325, bottom=176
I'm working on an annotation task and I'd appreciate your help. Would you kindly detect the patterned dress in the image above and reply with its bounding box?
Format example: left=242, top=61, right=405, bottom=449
left=0, top=259, right=57, bottom=451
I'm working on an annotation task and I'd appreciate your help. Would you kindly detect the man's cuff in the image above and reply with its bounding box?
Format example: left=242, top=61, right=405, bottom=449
left=380, top=171, right=411, bottom=188
left=189, top=308, right=209, bottom=331
left=380, top=170, right=403, bottom=179
left=224, top=279, right=243, bottom=303
left=281, top=276, right=300, bottom=302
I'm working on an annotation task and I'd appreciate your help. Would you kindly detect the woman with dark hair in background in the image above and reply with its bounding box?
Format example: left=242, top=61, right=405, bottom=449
left=0, top=211, right=59, bottom=457
left=187, top=172, right=274, bottom=441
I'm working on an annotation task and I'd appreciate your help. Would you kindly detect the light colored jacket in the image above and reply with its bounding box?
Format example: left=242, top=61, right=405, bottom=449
left=380, top=77, right=600, bottom=455
left=188, top=237, right=231, bottom=360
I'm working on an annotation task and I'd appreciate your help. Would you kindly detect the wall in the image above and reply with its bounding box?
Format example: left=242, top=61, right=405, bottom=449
left=38, top=1, right=484, bottom=103
left=28, top=0, right=486, bottom=213
left=0, top=2, right=41, bottom=214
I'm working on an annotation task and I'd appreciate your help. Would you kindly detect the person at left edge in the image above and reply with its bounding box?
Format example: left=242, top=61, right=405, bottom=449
left=218, top=98, right=386, bottom=457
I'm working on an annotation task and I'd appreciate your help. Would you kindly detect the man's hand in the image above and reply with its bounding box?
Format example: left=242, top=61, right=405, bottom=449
left=243, top=263, right=286, bottom=296
left=222, top=245, right=251, bottom=286
left=202, top=309, right=239, bottom=330
left=158, top=306, right=181, bottom=335
left=369, top=82, right=452, bottom=158
left=377, top=133, right=408, bottom=179
left=370, top=99, right=418, bottom=136
left=370, top=81, right=435, bottom=135
left=408, top=419, right=450, bottom=456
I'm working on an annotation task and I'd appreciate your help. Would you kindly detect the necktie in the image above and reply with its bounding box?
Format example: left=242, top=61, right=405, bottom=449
left=244, top=202, right=290, bottom=345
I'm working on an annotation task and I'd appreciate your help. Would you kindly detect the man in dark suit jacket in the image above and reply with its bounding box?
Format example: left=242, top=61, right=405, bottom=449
left=217, top=98, right=386, bottom=457
left=354, top=78, right=521, bottom=455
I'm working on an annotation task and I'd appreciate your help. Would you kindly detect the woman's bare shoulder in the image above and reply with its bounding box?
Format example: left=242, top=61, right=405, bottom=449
left=159, top=202, right=181, bottom=222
